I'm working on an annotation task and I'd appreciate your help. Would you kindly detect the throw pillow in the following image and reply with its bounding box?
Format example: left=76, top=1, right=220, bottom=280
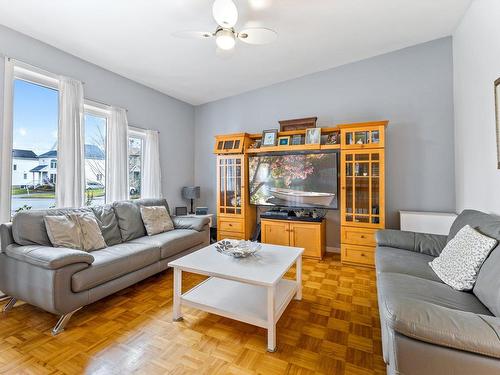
left=44, top=215, right=83, bottom=250
left=429, top=225, right=498, bottom=291
left=140, top=205, right=174, bottom=236
left=44, top=212, right=107, bottom=252
left=71, top=212, right=107, bottom=252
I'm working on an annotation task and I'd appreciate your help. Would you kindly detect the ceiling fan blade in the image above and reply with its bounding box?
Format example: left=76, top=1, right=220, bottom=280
left=212, top=0, right=238, bottom=28
left=171, top=30, right=214, bottom=39
left=237, top=27, right=277, bottom=45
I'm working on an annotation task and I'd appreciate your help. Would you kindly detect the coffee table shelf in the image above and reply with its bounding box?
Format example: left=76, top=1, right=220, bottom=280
left=182, top=277, right=297, bottom=328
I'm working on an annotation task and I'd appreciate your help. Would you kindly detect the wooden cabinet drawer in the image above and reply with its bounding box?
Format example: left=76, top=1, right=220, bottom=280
left=218, top=230, right=245, bottom=241
left=341, top=244, right=375, bottom=267
left=218, top=218, right=244, bottom=233
left=341, top=227, right=377, bottom=247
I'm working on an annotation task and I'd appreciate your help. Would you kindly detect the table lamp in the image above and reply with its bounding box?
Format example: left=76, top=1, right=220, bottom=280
left=182, top=186, right=200, bottom=214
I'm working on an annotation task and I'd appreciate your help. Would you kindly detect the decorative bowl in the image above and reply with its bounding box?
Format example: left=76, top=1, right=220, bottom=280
left=215, top=240, right=262, bottom=258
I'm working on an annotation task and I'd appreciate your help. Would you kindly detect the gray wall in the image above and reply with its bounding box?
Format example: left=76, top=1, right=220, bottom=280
left=194, top=37, right=456, bottom=248
left=0, top=25, right=195, bottom=209
left=453, top=0, right=500, bottom=214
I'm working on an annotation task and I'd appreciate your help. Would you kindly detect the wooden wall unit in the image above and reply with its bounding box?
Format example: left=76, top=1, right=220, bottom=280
left=215, top=135, right=256, bottom=240
left=340, top=121, right=388, bottom=267
left=214, top=120, right=387, bottom=267
left=261, top=219, right=325, bottom=259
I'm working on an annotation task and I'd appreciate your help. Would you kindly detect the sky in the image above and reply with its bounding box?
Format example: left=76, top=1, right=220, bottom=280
left=13, top=79, right=105, bottom=155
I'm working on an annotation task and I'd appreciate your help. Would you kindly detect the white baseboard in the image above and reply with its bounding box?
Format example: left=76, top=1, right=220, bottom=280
left=326, top=246, right=340, bottom=254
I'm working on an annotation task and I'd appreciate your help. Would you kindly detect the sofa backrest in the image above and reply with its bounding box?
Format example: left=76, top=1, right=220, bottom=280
left=448, top=209, right=500, bottom=316
left=10, top=198, right=171, bottom=247
left=113, top=198, right=170, bottom=242
left=12, top=207, right=93, bottom=246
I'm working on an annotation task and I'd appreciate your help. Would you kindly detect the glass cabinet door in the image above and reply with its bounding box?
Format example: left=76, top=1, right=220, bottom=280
left=217, top=155, right=243, bottom=215
left=342, top=150, right=384, bottom=227
left=342, top=126, right=384, bottom=149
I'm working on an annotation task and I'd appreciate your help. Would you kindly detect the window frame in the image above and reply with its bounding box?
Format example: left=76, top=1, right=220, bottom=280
left=128, top=127, right=146, bottom=200
left=84, top=100, right=111, bottom=206
left=4, top=61, right=60, bottom=217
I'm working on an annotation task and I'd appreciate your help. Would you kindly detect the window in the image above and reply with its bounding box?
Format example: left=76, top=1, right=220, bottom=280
left=11, top=77, right=58, bottom=216
left=128, top=133, right=144, bottom=199
left=84, top=104, right=108, bottom=207
left=50, top=159, right=57, bottom=169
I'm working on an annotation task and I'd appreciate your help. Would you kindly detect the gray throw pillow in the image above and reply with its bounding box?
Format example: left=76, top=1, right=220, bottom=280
left=113, top=201, right=146, bottom=241
left=429, top=225, right=497, bottom=291
left=140, top=206, right=174, bottom=236
left=92, top=205, right=122, bottom=246
left=72, top=212, right=107, bottom=251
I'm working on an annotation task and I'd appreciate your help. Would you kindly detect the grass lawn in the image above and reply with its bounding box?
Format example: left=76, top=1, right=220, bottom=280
left=11, top=188, right=105, bottom=199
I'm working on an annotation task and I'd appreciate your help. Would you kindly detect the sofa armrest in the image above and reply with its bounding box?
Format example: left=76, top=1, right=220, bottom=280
left=5, top=244, right=94, bottom=270
left=385, top=298, right=500, bottom=359
left=0, top=223, right=14, bottom=252
left=172, top=216, right=210, bottom=232
left=376, top=229, right=447, bottom=257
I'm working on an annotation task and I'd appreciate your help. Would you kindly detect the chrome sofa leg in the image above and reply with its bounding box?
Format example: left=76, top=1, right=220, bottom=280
left=51, top=307, right=81, bottom=336
left=2, top=297, right=17, bottom=312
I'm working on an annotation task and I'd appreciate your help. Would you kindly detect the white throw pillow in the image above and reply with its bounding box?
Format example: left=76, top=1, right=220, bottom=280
left=429, top=225, right=498, bottom=291
left=140, top=206, right=174, bottom=236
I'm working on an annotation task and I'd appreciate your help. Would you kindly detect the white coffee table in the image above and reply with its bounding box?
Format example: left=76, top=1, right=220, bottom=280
left=168, top=242, right=303, bottom=352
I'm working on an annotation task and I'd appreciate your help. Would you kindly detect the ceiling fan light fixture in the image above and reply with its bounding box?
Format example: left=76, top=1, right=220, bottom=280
left=215, top=28, right=236, bottom=50
left=212, top=0, right=238, bottom=28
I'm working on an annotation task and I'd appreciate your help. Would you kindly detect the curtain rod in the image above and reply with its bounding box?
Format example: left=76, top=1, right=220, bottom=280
left=129, top=125, right=160, bottom=134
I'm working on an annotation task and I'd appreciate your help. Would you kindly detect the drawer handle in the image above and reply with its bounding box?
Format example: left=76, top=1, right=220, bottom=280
left=360, top=235, right=366, bottom=239
left=361, top=253, right=366, bottom=257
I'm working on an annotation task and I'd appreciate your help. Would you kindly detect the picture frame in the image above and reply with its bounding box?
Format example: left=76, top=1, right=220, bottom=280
left=291, top=134, right=303, bottom=145
left=262, top=129, right=278, bottom=147
left=278, top=136, right=290, bottom=146
left=305, top=128, right=321, bottom=144
left=326, top=132, right=339, bottom=145
left=495, top=78, right=500, bottom=169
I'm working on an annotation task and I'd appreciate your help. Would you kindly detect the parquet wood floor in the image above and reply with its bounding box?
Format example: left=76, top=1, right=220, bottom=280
left=0, top=253, right=385, bottom=375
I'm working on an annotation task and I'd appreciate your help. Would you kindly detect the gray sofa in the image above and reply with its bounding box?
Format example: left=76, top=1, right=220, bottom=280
left=375, top=210, right=500, bottom=375
left=0, top=198, right=209, bottom=335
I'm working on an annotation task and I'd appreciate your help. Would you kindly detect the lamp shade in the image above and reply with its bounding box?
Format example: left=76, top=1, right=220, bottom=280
left=182, top=186, right=200, bottom=200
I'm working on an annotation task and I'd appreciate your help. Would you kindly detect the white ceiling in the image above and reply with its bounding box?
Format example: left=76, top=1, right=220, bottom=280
left=0, top=0, right=471, bottom=105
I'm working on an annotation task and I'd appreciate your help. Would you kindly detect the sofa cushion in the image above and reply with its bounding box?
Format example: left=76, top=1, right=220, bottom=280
left=376, top=247, right=442, bottom=283
left=474, top=247, right=500, bottom=317
left=12, top=207, right=92, bottom=246
left=382, top=295, right=500, bottom=359
left=377, top=273, right=492, bottom=316
left=92, top=204, right=122, bottom=246
left=71, top=242, right=160, bottom=292
left=113, top=201, right=147, bottom=241
left=448, top=210, right=500, bottom=243
left=130, top=229, right=205, bottom=259
left=173, top=216, right=210, bottom=232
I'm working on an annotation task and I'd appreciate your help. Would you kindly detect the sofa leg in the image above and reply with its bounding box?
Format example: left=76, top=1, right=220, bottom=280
left=51, top=308, right=81, bottom=336
left=2, top=297, right=17, bottom=313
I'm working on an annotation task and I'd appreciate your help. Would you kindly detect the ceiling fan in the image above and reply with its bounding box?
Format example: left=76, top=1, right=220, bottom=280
left=173, top=0, right=277, bottom=51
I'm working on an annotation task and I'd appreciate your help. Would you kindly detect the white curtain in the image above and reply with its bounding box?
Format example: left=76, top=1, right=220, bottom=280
left=142, top=129, right=162, bottom=199
left=106, top=107, right=129, bottom=203
left=0, top=58, right=14, bottom=223
left=56, top=77, right=85, bottom=208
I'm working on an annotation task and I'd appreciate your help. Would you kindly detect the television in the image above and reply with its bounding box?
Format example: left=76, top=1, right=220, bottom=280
left=248, top=151, right=338, bottom=209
